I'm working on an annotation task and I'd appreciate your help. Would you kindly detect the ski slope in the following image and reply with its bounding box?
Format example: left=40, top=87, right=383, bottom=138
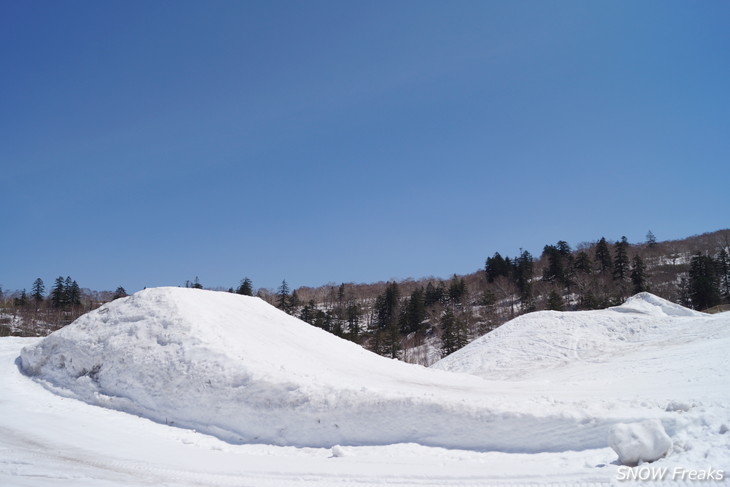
left=1, top=289, right=729, bottom=485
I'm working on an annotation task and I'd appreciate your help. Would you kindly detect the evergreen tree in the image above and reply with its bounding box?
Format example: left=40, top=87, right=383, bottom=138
left=424, top=281, right=446, bottom=307
left=440, top=307, right=468, bottom=357
left=573, top=251, right=592, bottom=274
left=346, top=301, right=362, bottom=341
left=191, top=276, right=203, bottom=289
left=64, top=276, right=73, bottom=304
left=14, top=289, right=28, bottom=308
left=31, top=278, right=45, bottom=306
left=337, top=283, right=346, bottom=303
left=485, top=252, right=511, bottom=282
left=67, top=280, right=82, bottom=308
left=424, top=282, right=439, bottom=307
left=646, top=230, right=657, bottom=248
left=595, top=237, right=613, bottom=273
left=512, top=250, right=534, bottom=307
left=400, top=287, right=426, bottom=334
left=542, top=242, right=573, bottom=287
left=50, top=276, right=66, bottom=309
left=688, top=253, right=721, bottom=310
left=371, top=282, right=401, bottom=358
left=236, top=277, right=254, bottom=296
left=447, top=276, right=467, bottom=306
left=630, top=255, right=648, bottom=294
left=276, top=280, right=291, bottom=313
left=613, top=237, right=630, bottom=281
left=289, top=289, right=300, bottom=310
left=300, top=299, right=317, bottom=324
left=313, top=309, right=331, bottom=332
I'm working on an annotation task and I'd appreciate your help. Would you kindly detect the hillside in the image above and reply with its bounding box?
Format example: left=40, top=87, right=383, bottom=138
left=3, top=229, right=729, bottom=367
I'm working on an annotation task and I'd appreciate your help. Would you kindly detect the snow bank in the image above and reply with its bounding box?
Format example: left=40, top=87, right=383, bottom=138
left=432, top=292, right=717, bottom=382
left=610, top=292, right=705, bottom=317
left=19, top=287, right=621, bottom=452
left=608, top=419, right=672, bottom=466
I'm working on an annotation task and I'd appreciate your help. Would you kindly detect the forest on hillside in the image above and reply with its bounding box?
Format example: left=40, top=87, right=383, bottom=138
left=2, top=229, right=729, bottom=364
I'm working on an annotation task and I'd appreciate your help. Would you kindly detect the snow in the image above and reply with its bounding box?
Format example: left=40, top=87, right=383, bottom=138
left=2, top=288, right=730, bottom=485
left=608, top=419, right=672, bottom=466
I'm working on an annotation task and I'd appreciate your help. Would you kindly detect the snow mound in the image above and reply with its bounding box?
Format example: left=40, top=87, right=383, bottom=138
left=610, top=292, right=705, bottom=317
left=19, top=287, right=623, bottom=452
left=432, top=293, right=727, bottom=387
left=608, top=419, right=672, bottom=466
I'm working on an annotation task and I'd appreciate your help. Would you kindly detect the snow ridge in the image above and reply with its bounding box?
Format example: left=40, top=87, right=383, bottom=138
left=17, top=287, right=626, bottom=452
left=17, top=288, right=730, bottom=460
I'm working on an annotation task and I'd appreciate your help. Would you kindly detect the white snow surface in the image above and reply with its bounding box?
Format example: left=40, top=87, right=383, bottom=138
left=3, top=288, right=730, bottom=486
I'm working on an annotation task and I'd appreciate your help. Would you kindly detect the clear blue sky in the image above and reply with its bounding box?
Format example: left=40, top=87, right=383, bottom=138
left=1, top=1, right=728, bottom=294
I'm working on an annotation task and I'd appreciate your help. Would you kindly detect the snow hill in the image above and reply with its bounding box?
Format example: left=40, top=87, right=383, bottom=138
left=5, top=289, right=730, bottom=485
left=432, top=292, right=723, bottom=392
left=15, top=287, right=688, bottom=454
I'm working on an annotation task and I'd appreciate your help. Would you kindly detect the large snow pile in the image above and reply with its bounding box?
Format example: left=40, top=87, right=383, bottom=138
left=431, top=292, right=724, bottom=391
left=19, top=287, right=629, bottom=452
left=6, top=290, right=730, bottom=484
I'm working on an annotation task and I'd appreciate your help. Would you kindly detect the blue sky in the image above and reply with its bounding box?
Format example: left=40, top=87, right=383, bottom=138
left=1, top=1, right=728, bottom=294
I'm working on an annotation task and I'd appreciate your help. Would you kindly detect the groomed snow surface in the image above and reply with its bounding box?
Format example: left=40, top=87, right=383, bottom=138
left=2, top=288, right=729, bottom=486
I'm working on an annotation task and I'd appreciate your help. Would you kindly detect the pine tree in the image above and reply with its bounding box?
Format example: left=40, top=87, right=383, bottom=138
left=67, top=280, right=82, bottom=308
left=646, top=230, right=657, bottom=248
left=300, top=299, right=316, bottom=324
left=424, top=281, right=444, bottom=307
left=31, top=278, right=45, bottom=307
left=50, top=276, right=66, bottom=309
left=447, top=276, right=466, bottom=306
left=64, top=276, right=73, bottom=305
left=236, top=277, right=254, bottom=296
left=573, top=251, right=592, bottom=274
left=485, top=252, right=511, bottom=282
left=276, top=280, right=291, bottom=313
left=289, top=289, right=300, bottom=310
left=688, top=253, right=721, bottom=310
left=613, top=237, right=630, bottom=281
left=400, top=287, right=426, bottom=334
left=513, top=250, right=534, bottom=307
left=542, top=242, right=572, bottom=286
left=440, top=307, right=468, bottom=357
left=346, top=301, right=362, bottom=342
left=370, top=282, right=401, bottom=358
left=595, top=237, right=613, bottom=273
left=440, top=307, right=457, bottom=357
left=630, top=255, right=648, bottom=294
left=14, top=289, right=28, bottom=308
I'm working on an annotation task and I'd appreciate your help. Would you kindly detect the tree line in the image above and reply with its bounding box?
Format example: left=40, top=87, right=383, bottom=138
left=2, top=230, right=729, bottom=360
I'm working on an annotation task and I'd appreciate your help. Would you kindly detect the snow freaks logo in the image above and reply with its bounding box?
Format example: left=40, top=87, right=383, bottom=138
left=616, top=466, right=725, bottom=482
